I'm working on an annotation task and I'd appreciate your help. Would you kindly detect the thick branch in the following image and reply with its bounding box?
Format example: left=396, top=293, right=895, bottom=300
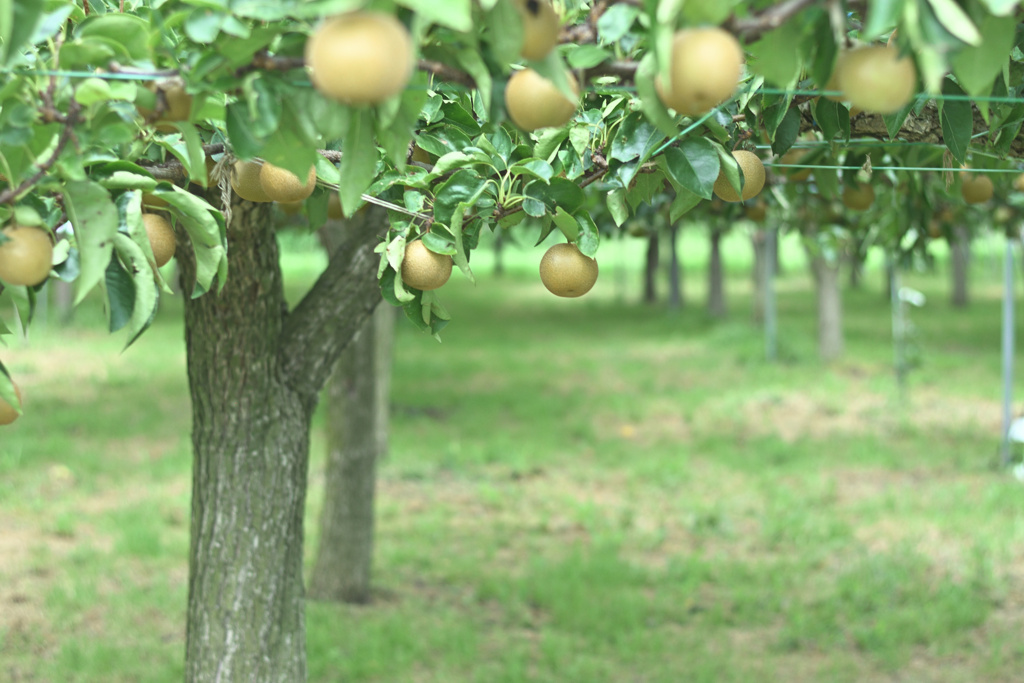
left=277, top=207, right=388, bottom=395
left=802, top=99, right=1024, bottom=158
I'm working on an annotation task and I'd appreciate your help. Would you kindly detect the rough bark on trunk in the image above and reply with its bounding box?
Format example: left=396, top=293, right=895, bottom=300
left=179, top=195, right=386, bottom=682
left=309, top=207, right=393, bottom=604
left=809, top=250, right=844, bottom=361
left=707, top=228, right=726, bottom=318
left=951, top=226, right=970, bottom=308
left=667, top=224, right=682, bottom=310
left=751, top=229, right=767, bottom=324
left=643, top=232, right=659, bottom=303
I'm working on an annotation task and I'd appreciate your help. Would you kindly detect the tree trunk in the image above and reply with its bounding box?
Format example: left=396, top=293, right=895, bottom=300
left=179, top=195, right=386, bottom=681
left=308, top=208, right=393, bottom=604
left=707, top=228, right=726, bottom=318
left=643, top=231, right=659, bottom=303
left=751, top=229, right=767, bottom=324
left=53, top=279, right=74, bottom=326
left=308, top=303, right=392, bottom=603
left=809, top=250, right=844, bottom=361
left=951, top=226, right=970, bottom=307
left=847, top=233, right=865, bottom=289
left=493, top=229, right=504, bottom=277
left=667, top=224, right=682, bottom=310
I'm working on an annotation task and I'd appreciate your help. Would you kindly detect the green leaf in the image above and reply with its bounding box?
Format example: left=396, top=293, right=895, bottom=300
left=339, top=109, right=379, bottom=216
left=939, top=79, right=972, bottom=165
left=925, top=0, right=981, bottom=45
left=553, top=207, right=580, bottom=241
left=567, top=45, right=611, bottom=69
left=527, top=51, right=578, bottom=106
left=484, top=0, right=522, bottom=65
left=881, top=100, right=915, bottom=139
left=669, top=187, right=702, bottom=222
left=421, top=231, right=456, bottom=255
left=63, top=180, right=118, bottom=305
left=104, top=255, right=134, bottom=333
left=397, top=0, right=471, bottom=32
left=524, top=177, right=586, bottom=215
left=575, top=212, right=600, bottom=258
left=74, top=77, right=113, bottom=107
left=433, top=170, right=487, bottom=225
left=747, top=21, right=803, bottom=86
left=112, top=233, right=159, bottom=348
left=153, top=188, right=227, bottom=294
left=509, top=159, right=554, bottom=183
left=813, top=98, right=848, bottom=144
left=597, top=4, right=639, bottom=43
left=863, top=0, right=905, bottom=39
left=77, top=13, right=151, bottom=61
left=451, top=203, right=476, bottom=284
left=950, top=15, right=1016, bottom=97
left=772, top=105, right=803, bottom=154
left=606, top=188, right=629, bottom=227
left=610, top=112, right=667, bottom=164
left=661, top=137, right=720, bottom=200
left=714, top=144, right=743, bottom=197
left=635, top=53, right=680, bottom=138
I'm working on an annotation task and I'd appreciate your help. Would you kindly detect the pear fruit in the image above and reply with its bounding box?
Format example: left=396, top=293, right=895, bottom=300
left=539, top=243, right=598, bottom=298
left=306, top=12, right=413, bottom=105
left=505, top=68, right=579, bottom=131
left=0, top=225, right=53, bottom=286
left=713, top=151, right=765, bottom=202
left=655, top=27, right=744, bottom=117
left=401, top=240, right=453, bottom=291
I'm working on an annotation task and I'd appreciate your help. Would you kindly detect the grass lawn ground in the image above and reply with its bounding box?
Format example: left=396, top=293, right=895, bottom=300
left=2, top=227, right=1023, bottom=682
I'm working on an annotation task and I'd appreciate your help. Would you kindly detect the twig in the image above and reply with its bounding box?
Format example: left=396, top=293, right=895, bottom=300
left=0, top=102, right=81, bottom=205
left=417, top=59, right=477, bottom=88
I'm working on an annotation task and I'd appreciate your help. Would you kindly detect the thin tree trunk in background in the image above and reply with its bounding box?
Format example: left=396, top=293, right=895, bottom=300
left=751, top=229, right=767, bottom=324
left=310, top=207, right=392, bottom=604
left=643, top=231, right=659, bottom=303
left=53, top=279, right=74, bottom=325
left=707, top=228, right=726, bottom=318
left=951, top=226, right=970, bottom=308
left=308, top=306, right=390, bottom=603
left=847, top=233, right=866, bottom=289
left=667, top=224, right=682, bottom=310
left=493, top=229, right=504, bottom=277
left=809, top=249, right=844, bottom=361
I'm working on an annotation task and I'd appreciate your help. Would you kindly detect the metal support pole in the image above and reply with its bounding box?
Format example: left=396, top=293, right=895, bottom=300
left=764, top=227, right=777, bottom=361
left=1001, top=237, right=1015, bottom=467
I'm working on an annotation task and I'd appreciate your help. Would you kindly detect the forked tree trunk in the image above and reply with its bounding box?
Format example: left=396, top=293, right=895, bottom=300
left=707, top=228, right=726, bottom=318
left=951, top=226, right=970, bottom=308
left=309, top=207, right=393, bottom=604
left=809, top=249, right=844, bottom=361
left=179, top=195, right=385, bottom=681
left=667, top=224, right=682, bottom=309
left=643, top=232, right=659, bottom=303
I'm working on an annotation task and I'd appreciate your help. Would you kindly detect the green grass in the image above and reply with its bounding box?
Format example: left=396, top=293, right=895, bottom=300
left=2, top=228, right=1024, bottom=681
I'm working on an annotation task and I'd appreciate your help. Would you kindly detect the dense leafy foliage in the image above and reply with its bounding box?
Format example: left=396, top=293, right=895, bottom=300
left=1, top=0, right=1023, bottom=406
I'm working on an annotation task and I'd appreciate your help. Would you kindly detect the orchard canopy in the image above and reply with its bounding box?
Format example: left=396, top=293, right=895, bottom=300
left=1, top=0, right=1023, bottom=407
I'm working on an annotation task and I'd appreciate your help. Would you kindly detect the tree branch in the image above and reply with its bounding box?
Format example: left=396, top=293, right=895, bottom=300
left=726, top=0, right=823, bottom=42
left=0, top=101, right=80, bottom=205
left=277, top=207, right=389, bottom=395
